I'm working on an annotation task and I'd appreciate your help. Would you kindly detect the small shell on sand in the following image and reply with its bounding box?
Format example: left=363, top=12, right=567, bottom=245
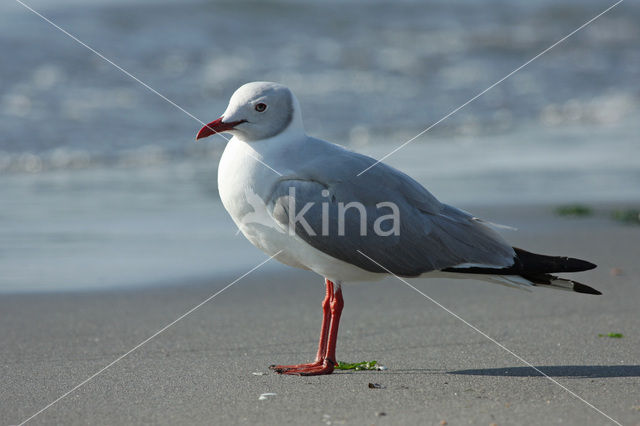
left=258, top=392, right=277, bottom=400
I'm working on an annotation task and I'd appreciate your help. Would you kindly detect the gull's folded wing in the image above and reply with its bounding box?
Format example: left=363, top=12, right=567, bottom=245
left=266, top=174, right=515, bottom=276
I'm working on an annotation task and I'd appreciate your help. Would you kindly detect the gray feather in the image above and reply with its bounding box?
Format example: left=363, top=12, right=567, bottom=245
left=265, top=143, right=515, bottom=276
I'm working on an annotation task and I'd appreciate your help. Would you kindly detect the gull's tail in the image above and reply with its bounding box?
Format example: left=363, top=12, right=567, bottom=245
left=444, top=247, right=601, bottom=295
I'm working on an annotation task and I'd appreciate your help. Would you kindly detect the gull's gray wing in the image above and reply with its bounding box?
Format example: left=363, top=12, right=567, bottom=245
left=265, top=146, right=515, bottom=276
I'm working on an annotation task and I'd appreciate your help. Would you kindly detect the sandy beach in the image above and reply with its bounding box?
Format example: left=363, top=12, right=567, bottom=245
left=2, top=203, right=639, bottom=425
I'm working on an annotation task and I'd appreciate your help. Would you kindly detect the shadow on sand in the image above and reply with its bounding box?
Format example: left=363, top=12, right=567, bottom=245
left=449, top=365, right=640, bottom=378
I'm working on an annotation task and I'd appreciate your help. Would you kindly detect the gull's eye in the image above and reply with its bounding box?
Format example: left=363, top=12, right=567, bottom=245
left=254, top=103, right=267, bottom=112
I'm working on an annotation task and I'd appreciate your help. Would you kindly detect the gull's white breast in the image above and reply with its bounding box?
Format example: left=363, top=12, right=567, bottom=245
left=217, top=137, right=382, bottom=283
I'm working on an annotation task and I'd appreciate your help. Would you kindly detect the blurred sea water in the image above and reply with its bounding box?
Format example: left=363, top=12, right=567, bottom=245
left=1, top=0, right=638, bottom=291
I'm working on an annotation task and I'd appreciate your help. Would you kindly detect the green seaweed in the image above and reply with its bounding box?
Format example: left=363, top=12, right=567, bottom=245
left=598, top=333, right=624, bottom=338
left=611, top=209, right=640, bottom=225
left=554, top=204, right=593, bottom=217
left=336, top=360, right=379, bottom=370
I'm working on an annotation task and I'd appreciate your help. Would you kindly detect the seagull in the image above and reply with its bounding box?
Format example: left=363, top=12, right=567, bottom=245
left=196, top=81, right=600, bottom=376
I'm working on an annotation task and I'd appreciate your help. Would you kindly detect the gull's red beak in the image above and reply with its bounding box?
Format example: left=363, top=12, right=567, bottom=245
left=196, top=117, right=245, bottom=140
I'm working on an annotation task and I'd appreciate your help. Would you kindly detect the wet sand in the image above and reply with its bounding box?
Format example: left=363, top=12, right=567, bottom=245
left=2, top=204, right=639, bottom=425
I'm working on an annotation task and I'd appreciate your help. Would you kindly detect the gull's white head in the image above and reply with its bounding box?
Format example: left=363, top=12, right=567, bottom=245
left=196, top=82, right=303, bottom=142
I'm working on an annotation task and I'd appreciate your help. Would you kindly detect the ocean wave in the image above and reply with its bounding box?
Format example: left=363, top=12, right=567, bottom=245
left=0, top=143, right=225, bottom=174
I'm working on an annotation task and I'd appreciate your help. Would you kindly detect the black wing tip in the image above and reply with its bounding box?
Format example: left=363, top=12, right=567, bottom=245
left=523, top=273, right=602, bottom=295
left=513, top=247, right=598, bottom=273
left=573, top=282, right=602, bottom=295
left=565, top=257, right=597, bottom=272
left=580, top=260, right=598, bottom=271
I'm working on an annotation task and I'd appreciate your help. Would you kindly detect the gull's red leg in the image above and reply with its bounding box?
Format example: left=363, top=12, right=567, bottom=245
left=270, top=279, right=342, bottom=376
left=315, top=279, right=333, bottom=361
left=323, top=284, right=343, bottom=366
left=287, top=283, right=344, bottom=376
